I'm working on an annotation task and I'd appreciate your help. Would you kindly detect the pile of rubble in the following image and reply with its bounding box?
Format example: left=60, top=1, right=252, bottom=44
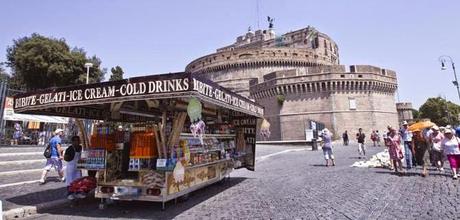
left=351, top=150, right=391, bottom=168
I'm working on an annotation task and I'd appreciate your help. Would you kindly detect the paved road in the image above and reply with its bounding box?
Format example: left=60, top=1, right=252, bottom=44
left=0, top=145, right=67, bottom=211
left=16, top=143, right=460, bottom=220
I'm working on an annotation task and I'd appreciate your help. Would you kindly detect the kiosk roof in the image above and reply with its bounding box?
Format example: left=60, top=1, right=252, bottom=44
left=13, top=72, right=264, bottom=119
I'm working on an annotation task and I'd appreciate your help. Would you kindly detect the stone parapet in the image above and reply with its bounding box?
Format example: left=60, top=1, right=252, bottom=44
left=186, top=47, right=337, bottom=74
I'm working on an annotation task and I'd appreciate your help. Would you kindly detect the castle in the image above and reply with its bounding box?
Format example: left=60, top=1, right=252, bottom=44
left=186, top=24, right=398, bottom=141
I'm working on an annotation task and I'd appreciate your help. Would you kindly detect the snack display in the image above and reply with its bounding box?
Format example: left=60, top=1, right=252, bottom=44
left=78, top=149, right=106, bottom=170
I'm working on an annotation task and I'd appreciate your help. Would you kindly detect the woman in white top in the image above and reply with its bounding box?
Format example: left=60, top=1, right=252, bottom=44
left=441, top=129, right=460, bottom=179
left=320, top=128, right=335, bottom=167
left=64, top=136, right=82, bottom=199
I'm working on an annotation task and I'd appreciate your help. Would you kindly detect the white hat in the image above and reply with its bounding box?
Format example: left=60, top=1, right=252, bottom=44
left=54, top=129, right=64, bottom=134
left=432, top=125, right=440, bottom=131
left=402, top=121, right=408, bottom=125
left=445, top=128, right=453, bottom=134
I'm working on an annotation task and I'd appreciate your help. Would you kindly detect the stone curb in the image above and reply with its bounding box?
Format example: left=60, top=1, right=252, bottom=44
left=2, top=198, right=69, bottom=220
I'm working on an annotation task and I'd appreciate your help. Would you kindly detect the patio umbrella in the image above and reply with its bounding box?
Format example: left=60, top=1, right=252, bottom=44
left=408, top=121, right=436, bottom=132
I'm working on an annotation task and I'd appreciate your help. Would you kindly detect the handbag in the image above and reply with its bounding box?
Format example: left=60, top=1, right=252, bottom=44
left=43, top=144, right=51, bottom=158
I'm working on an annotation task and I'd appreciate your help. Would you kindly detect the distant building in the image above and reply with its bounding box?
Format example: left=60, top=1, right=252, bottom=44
left=396, top=102, right=414, bottom=124
left=186, top=25, right=398, bottom=140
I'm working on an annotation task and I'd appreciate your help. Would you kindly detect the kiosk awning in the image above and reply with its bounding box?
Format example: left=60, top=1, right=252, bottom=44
left=13, top=72, right=264, bottom=119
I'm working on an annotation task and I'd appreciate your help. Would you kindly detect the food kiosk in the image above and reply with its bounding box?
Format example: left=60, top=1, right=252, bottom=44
left=13, top=72, right=264, bottom=209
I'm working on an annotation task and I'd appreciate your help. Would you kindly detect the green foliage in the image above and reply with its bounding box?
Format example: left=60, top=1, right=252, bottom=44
left=276, top=95, right=285, bottom=105
left=109, top=66, right=124, bottom=81
left=6, top=33, right=105, bottom=90
left=419, top=97, right=460, bottom=126
left=411, top=109, right=420, bottom=119
left=0, top=63, right=10, bottom=82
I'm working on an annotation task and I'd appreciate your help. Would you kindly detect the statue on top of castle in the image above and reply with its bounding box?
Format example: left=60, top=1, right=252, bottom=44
left=267, top=16, right=274, bottom=29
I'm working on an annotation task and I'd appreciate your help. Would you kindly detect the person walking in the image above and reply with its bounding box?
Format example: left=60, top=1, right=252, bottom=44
left=441, top=128, right=460, bottom=179
left=371, top=130, right=378, bottom=147
left=64, top=136, right=83, bottom=199
left=39, top=129, right=65, bottom=184
left=321, top=128, right=335, bottom=167
left=342, top=130, right=349, bottom=146
left=385, top=127, right=404, bottom=174
left=412, top=129, right=430, bottom=177
left=376, top=130, right=381, bottom=146
left=399, top=121, right=414, bottom=170
left=429, top=126, right=444, bottom=172
left=356, top=128, right=366, bottom=158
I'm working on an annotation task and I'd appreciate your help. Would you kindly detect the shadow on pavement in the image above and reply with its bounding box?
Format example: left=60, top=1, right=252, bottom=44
left=310, top=164, right=328, bottom=167
left=374, top=170, right=453, bottom=178
left=37, top=177, right=247, bottom=220
left=6, top=186, right=67, bottom=207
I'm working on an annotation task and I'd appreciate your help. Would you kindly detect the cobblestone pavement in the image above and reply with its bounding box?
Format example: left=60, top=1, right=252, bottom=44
left=20, top=144, right=460, bottom=219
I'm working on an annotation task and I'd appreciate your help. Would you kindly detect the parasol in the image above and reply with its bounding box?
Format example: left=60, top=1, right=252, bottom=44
left=408, top=121, right=436, bottom=132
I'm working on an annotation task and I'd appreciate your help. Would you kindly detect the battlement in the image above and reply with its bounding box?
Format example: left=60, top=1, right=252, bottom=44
left=256, top=65, right=396, bottom=82
left=249, top=66, right=398, bottom=98
left=186, top=47, right=339, bottom=74
left=396, top=102, right=413, bottom=110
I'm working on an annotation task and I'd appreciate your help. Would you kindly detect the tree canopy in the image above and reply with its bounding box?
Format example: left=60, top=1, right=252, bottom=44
left=0, top=63, right=10, bottom=82
left=6, top=33, right=105, bottom=90
left=419, top=97, right=460, bottom=126
left=109, top=66, right=124, bottom=81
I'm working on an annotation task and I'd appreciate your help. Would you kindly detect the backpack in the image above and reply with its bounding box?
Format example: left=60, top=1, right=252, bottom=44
left=43, top=144, right=51, bottom=158
left=64, top=145, right=76, bottom=162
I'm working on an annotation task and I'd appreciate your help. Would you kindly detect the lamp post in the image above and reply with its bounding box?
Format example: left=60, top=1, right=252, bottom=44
left=83, top=63, right=93, bottom=148
left=439, top=55, right=460, bottom=101
left=84, top=62, right=93, bottom=84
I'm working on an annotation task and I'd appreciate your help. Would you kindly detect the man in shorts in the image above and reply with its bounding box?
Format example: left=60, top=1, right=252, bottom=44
left=356, top=128, right=366, bottom=159
left=40, top=129, right=65, bottom=184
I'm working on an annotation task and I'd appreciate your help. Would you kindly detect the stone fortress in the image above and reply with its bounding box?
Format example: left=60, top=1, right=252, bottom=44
left=186, top=23, right=399, bottom=141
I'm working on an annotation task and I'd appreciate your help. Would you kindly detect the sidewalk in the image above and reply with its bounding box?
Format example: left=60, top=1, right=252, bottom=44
left=1, top=178, right=69, bottom=219
left=0, top=144, right=45, bottom=148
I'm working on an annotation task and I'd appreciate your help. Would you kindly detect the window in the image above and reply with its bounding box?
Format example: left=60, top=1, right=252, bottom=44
left=350, top=66, right=356, bottom=73
left=349, top=98, right=357, bottom=110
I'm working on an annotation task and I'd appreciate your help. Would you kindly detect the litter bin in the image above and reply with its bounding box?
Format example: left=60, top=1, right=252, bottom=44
left=311, top=138, right=318, bottom=151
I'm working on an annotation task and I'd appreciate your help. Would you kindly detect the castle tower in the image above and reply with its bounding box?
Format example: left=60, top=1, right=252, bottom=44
left=186, top=26, right=398, bottom=141
left=396, top=102, right=414, bottom=123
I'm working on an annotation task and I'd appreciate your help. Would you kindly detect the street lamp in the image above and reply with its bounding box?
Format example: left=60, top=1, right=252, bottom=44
left=439, top=55, right=460, bottom=101
left=84, top=62, right=93, bottom=84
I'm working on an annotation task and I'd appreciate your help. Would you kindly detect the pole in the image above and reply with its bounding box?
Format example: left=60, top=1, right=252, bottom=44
left=86, top=66, right=90, bottom=84
left=452, top=62, right=460, bottom=102
left=444, top=95, right=453, bottom=125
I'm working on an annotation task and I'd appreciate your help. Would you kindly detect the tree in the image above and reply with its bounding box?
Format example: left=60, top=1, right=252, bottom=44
left=0, top=63, right=10, bottom=82
left=419, top=97, right=460, bottom=126
left=6, top=33, right=105, bottom=90
left=411, top=109, right=420, bottom=119
left=109, top=66, right=124, bottom=81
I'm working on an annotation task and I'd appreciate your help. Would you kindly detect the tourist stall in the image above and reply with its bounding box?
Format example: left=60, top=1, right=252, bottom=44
left=13, top=72, right=264, bottom=209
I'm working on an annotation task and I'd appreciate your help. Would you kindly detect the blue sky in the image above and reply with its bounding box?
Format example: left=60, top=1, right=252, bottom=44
left=0, top=0, right=459, bottom=108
